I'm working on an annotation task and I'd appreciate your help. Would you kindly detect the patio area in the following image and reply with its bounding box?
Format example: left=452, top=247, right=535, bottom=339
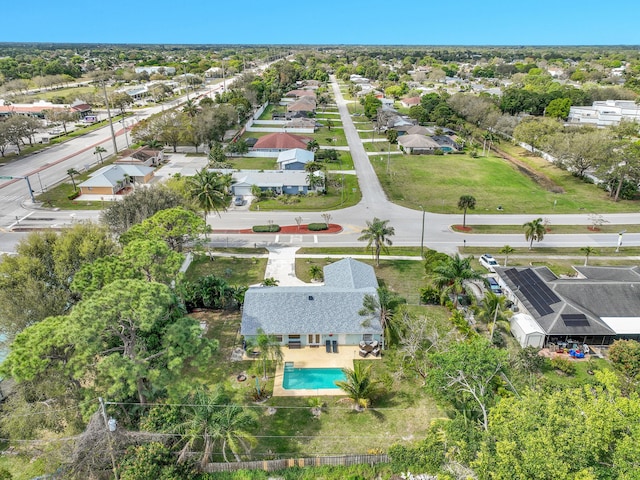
left=269, top=345, right=380, bottom=397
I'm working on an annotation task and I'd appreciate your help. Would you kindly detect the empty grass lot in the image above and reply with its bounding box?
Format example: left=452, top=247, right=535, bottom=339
left=372, top=151, right=640, bottom=214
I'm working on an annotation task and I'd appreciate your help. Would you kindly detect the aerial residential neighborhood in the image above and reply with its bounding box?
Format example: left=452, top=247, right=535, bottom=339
left=0, top=4, right=640, bottom=478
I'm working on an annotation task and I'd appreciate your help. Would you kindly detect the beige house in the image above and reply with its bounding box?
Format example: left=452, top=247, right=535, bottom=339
left=79, top=165, right=154, bottom=195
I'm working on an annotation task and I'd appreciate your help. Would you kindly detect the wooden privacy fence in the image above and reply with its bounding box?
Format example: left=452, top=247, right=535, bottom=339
left=204, top=454, right=390, bottom=473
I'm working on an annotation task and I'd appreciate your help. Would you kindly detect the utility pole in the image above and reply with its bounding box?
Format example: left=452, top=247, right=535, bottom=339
left=420, top=205, right=425, bottom=257
left=101, top=79, right=118, bottom=155
left=99, top=397, right=120, bottom=480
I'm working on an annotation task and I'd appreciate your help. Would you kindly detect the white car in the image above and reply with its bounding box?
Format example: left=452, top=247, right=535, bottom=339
left=479, top=254, right=499, bottom=273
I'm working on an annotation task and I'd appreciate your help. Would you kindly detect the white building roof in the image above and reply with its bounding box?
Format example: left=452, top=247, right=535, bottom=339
left=511, top=313, right=545, bottom=335
left=277, top=148, right=314, bottom=166
left=600, top=317, right=640, bottom=335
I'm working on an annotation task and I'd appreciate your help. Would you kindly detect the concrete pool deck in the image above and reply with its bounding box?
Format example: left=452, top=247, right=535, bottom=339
left=271, top=345, right=380, bottom=397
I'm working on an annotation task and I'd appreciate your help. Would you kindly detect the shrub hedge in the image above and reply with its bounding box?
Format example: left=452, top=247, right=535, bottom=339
left=307, top=223, right=328, bottom=231
left=253, top=224, right=281, bottom=233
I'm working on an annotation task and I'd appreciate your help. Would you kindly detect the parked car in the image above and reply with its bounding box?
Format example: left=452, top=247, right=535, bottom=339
left=487, top=277, right=502, bottom=294
left=233, top=196, right=244, bottom=206
left=479, top=254, right=500, bottom=273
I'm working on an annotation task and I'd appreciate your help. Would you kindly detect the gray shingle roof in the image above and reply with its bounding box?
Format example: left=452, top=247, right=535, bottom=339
left=241, top=258, right=381, bottom=336
left=323, top=257, right=378, bottom=289
left=495, top=266, right=640, bottom=337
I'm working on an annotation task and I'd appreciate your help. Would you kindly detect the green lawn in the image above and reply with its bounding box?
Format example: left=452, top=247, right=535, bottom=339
left=250, top=174, right=361, bottom=212
left=541, top=357, right=611, bottom=388
left=228, top=156, right=278, bottom=170
left=184, top=254, right=268, bottom=285
left=297, top=257, right=425, bottom=303
left=372, top=151, right=640, bottom=214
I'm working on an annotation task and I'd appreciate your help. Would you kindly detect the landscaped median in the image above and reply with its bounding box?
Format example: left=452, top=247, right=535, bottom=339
left=451, top=224, right=640, bottom=235
left=211, top=223, right=344, bottom=234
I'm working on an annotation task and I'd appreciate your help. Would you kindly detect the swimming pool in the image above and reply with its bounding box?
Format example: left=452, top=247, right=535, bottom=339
left=282, top=364, right=346, bottom=390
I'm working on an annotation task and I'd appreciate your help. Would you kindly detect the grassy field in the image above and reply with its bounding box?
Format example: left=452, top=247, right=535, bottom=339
left=25, top=84, right=100, bottom=102
left=372, top=151, right=640, bottom=214
left=250, top=174, right=361, bottom=212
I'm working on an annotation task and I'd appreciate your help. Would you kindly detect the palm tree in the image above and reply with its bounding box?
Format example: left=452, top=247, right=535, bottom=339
left=173, top=387, right=257, bottom=466
left=358, top=217, right=395, bottom=267
left=432, top=253, right=483, bottom=307
left=93, top=146, right=107, bottom=164
left=66, top=168, right=79, bottom=190
left=359, top=287, right=406, bottom=348
left=309, top=264, right=323, bottom=281
left=261, top=277, right=279, bottom=287
left=255, top=328, right=283, bottom=380
left=305, top=161, right=325, bottom=191
left=182, top=99, right=199, bottom=118
left=457, top=195, right=476, bottom=228
left=474, top=291, right=508, bottom=339
left=523, top=218, right=545, bottom=250
left=335, top=362, right=380, bottom=411
left=187, top=168, right=229, bottom=221
left=306, top=139, right=320, bottom=153
left=581, top=246, right=596, bottom=266
left=215, top=403, right=258, bottom=462
left=499, top=245, right=515, bottom=267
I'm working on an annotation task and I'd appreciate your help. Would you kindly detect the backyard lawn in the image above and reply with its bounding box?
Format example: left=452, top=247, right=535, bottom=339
left=372, top=151, right=640, bottom=214
left=188, top=306, right=447, bottom=459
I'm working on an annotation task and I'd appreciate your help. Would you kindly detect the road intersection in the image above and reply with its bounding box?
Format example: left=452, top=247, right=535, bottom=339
left=1, top=75, right=639, bottom=255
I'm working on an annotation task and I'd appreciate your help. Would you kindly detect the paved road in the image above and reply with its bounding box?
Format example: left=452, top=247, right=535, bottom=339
left=201, top=76, right=640, bottom=254
left=2, top=74, right=640, bottom=255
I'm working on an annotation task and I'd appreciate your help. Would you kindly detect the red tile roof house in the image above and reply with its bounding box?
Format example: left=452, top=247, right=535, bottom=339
left=252, top=133, right=313, bottom=152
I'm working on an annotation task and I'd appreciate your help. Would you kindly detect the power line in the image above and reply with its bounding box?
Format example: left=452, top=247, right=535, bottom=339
left=0, top=398, right=98, bottom=419
left=105, top=400, right=418, bottom=411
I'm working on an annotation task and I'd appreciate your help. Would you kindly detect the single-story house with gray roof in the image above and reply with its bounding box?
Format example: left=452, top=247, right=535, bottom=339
left=494, top=265, right=640, bottom=347
left=241, top=258, right=383, bottom=349
left=398, top=134, right=441, bottom=154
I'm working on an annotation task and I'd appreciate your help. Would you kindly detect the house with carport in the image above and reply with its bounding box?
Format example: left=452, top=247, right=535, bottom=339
left=240, top=258, right=383, bottom=350
left=494, top=265, right=640, bottom=348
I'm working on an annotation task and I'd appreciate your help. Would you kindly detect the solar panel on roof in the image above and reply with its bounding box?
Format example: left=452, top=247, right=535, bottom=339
left=561, top=314, right=590, bottom=327
left=503, top=268, right=560, bottom=317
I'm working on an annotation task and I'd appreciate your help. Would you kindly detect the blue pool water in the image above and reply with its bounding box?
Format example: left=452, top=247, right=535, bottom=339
left=282, top=366, right=346, bottom=390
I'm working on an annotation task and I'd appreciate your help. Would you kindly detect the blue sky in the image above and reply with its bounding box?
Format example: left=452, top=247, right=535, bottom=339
left=2, top=0, right=639, bottom=45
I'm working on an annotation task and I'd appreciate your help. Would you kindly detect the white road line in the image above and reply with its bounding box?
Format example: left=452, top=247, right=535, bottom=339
left=314, top=235, right=318, bottom=243
left=275, top=235, right=280, bottom=242
left=7, top=211, right=34, bottom=230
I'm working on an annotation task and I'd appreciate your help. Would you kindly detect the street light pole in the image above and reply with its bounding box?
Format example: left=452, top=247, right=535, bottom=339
left=419, top=205, right=425, bottom=257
